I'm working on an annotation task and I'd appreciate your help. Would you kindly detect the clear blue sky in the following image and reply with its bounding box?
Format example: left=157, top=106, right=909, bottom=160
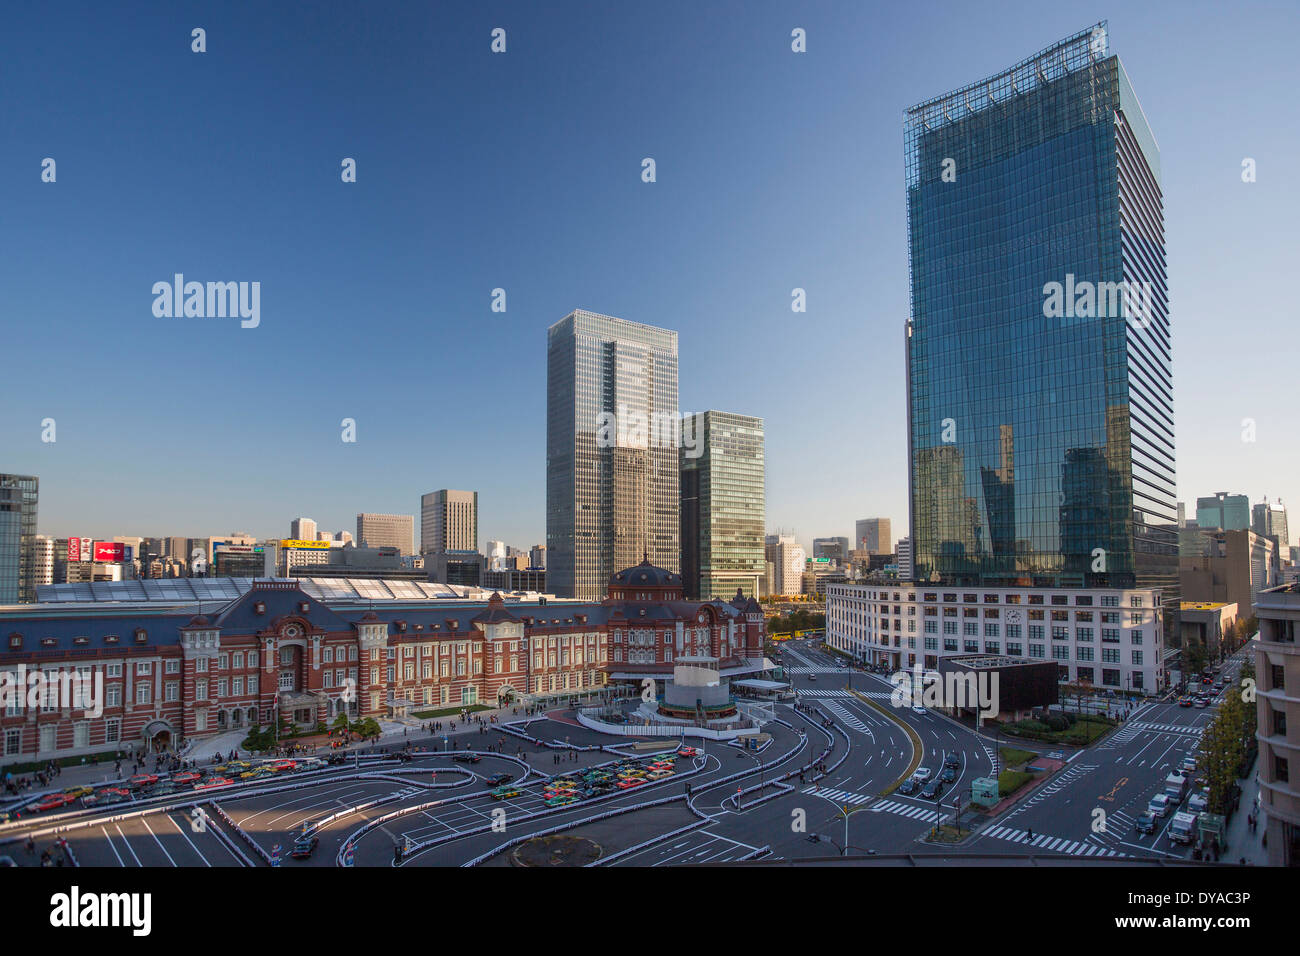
left=2, top=0, right=1297, bottom=554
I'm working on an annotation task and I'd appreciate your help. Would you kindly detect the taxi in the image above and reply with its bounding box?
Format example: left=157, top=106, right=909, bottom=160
left=490, top=785, right=522, bottom=800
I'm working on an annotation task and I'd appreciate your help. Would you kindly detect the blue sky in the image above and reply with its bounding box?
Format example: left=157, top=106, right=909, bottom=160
left=2, top=0, right=1297, bottom=554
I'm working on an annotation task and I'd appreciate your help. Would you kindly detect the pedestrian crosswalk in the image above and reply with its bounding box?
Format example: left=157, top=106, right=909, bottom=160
left=788, top=666, right=843, bottom=674
left=868, top=798, right=941, bottom=823
left=981, top=825, right=1127, bottom=857
left=823, top=701, right=870, bottom=733
left=796, top=688, right=891, bottom=701
left=1105, top=721, right=1203, bottom=747
left=801, top=785, right=872, bottom=806
left=1127, top=720, right=1204, bottom=736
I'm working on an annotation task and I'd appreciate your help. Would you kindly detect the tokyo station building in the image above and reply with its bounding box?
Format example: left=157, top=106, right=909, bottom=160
left=0, top=559, right=767, bottom=761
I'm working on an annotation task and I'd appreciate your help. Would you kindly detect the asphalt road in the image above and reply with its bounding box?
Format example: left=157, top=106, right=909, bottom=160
left=1, top=637, right=1240, bottom=867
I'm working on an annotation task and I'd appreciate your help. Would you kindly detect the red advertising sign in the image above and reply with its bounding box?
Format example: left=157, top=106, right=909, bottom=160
left=93, top=541, right=125, bottom=562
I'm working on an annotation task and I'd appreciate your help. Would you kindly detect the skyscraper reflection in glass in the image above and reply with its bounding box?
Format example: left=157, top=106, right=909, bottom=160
left=904, top=25, right=1177, bottom=622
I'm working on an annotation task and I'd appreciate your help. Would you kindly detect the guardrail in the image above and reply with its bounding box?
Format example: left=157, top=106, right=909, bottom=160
left=365, top=753, right=711, bottom=867
left=458, top=791, right=692, bottom=868
left=587, top=816, right=712, bottom=866
left=206, top=801, right=273, bottom=865
left=0, top=755, right=438, bottom=845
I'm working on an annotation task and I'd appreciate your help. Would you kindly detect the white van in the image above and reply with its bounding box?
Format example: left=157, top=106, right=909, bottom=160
left=1147, top=793, right=1172, bottom=818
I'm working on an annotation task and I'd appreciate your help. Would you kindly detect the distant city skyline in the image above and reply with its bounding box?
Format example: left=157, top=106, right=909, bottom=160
left=4, top=3, right=1298, bottom=557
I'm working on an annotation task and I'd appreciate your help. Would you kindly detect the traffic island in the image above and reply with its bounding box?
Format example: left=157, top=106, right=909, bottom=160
left=510, top=834, right=603, bottom=867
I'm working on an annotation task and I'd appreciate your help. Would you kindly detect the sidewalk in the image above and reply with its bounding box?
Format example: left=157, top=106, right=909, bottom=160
left=1220, top=759, right=1268, bottom=866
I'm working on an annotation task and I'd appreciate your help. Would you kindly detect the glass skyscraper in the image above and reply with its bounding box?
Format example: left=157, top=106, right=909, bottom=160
left=0, top=474, right=39, bottom=604
left=547, top=310, right=680, bottom=600
left=905, top=25, right=1177, bottom=625
left=679, top=411, right=766, bottom=600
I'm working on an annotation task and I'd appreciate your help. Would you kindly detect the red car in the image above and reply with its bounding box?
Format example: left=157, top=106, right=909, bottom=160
left=171, top=772, right=200, bottom=785
left=32, top=793, right=73, bottom=812
left=129, top=773, right=160, bottom=789
left=272, top=760, right=297, bottom=772
left=677, top=747, right=697, bottom=758
left=194, top=777, right=232, bottom=790
left=616, top=778, right=644, bottom=790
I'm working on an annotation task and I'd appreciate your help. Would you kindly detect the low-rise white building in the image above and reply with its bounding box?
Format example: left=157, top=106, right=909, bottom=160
left=827, top=582, right=1166, bottom=695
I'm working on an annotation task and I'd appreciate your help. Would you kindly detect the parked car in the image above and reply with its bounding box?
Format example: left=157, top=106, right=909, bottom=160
left=32, top=793, right=73, bottom=812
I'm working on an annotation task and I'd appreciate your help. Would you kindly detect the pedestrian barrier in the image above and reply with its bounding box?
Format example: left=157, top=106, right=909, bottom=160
left=586, top=817, right=712, bottom=866
left=458, top=791, right=692, bottom=867
left=198, top=803, right=258, bottom=868
left=207, top=801, right=274, bottom=865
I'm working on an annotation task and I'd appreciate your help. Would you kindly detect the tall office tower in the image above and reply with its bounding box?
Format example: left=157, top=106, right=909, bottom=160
left=334, top=531, right=353, bottom=545
left=547, top=310, right=680, bottom=600
left=290, top=517, right=317, bottom=541
left=420, top=489, right=478, bottom=554
left=0, top=474, right=39, bottom=603
left=855, top=518, right=892, bottom=555
left=813, top=537, right=851, bottom=562
left=355, top=513, right=415, bottom=555
left=1252, top=500, right=1289, bottom=546
left=905, top=24, right=1178, bottom=635
left=529, top=545, right=547, bottom=569
left=679, top=411, right=766, bottom=600
left=1197, top=492, right=1250, bottom=532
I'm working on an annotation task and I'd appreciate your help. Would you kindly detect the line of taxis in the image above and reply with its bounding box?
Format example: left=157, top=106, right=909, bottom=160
left=489, top=749, right=692, bottom=806
left=20, top=758, right=327, bottom=815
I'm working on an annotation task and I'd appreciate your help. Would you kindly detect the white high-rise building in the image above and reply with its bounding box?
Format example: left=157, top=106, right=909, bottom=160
left=765, top=534, right=806, bottom=597
left=290, top=517, right=317, bottom=541
left=896, top=537, right=913, bottom=580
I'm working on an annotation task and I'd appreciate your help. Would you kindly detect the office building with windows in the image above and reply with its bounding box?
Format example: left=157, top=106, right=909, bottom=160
left=421, top=489, right=478, bottom=555
left=356, top=513, right=415, bottom=556
left=1196, top=493, right=1250, bottom=532
left=0, top=474, right=39, bottom=604
left=903, top=24, right=1177, bottom=637
left=679, top=411, right=765, bottom=600
left=547, top=310, right=680, bottom=600
left=855, top=519, right=892, bottom=555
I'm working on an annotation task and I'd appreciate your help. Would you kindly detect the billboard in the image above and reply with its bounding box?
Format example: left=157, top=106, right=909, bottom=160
left=280, top=539, right=331, bottom=550
left=93, top=541, right=125, bottom=562
left=68, top=537, right=94, bottom=562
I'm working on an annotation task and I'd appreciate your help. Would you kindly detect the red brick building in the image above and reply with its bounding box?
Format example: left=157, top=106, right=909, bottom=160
left=0, top=560, right=766, bottom=762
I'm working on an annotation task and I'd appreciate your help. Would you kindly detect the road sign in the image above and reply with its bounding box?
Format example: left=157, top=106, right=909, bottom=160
left=343, top=843, right=355, bottom=867
left=271, top=844, right=281, bottom=867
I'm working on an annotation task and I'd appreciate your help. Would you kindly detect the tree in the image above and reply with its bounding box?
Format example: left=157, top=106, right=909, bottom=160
left=1182, top=639, right=1208, bottom=682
